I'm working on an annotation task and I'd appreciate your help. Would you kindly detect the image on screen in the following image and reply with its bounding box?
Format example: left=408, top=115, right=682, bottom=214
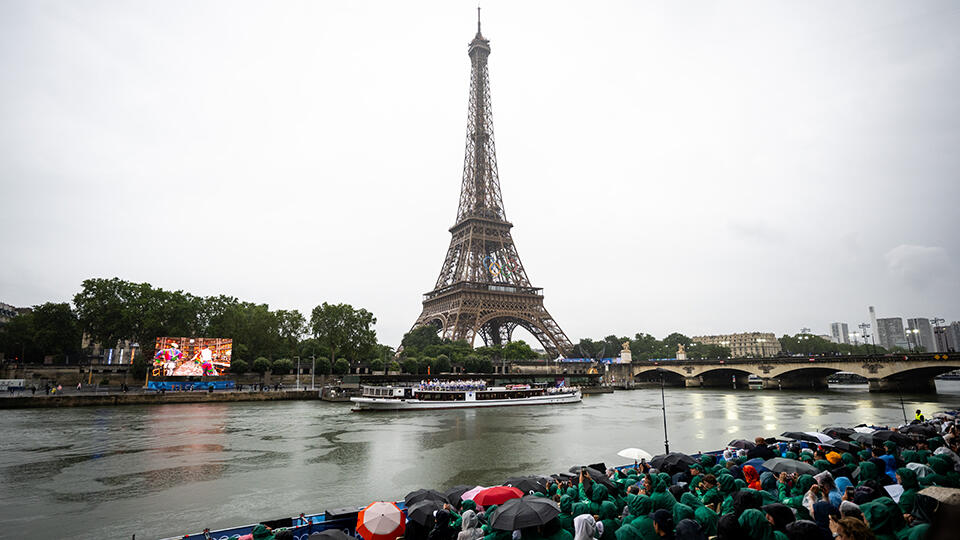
left=153, top=337, right=232, bottom=377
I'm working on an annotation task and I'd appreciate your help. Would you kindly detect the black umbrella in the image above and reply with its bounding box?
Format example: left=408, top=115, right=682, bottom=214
left=406, top=499, right=444, bottom=526
left=504, top=476, right=548, bottom=494
left=821, top=439, right=859, bottom=453
left=822, top=427, right=856, bottom=440
left=900, top=424, right=938, bottom=438
left=567, top=466, right=616, bottom=490
left=780, top=432, right=824, bottom=444
left=444, top=485, right=476, bottom=505
left=405, top=489, right=447, bottom=507
left=491, top=496, right=560, bottom=530
left=309, top=530, right=354, bottom=540
left=649, top=453, right=697, bottom=475
left=872, top=430, right=913, bottom=447
left=762, top=458, right=819, bottom=476
left=850, top=432, right=874, bottom=445
left=728, top=439, right=756, bottom=450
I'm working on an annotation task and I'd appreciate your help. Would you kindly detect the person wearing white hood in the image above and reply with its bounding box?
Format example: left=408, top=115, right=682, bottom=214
left=573, top=514, right=602, bottom=540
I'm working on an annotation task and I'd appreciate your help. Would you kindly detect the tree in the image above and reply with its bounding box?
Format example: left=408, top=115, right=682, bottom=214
left=316, top=357, right=332, bottom=375
left=275, top=309, right=307, bottom=358
left=463, top=354, right=482, bottom=373
left=369, top=358, right=385, bottom=373
left=272, top=358, right=294, bottom=374
left=310, top=302, right=377, bottom=364
left=131, top=355, right=149, bottom=380
left=388, top=360, right=401, bottom=373
left=252, top=357, right=272, bottom=382
left=436, top=354, right=451, bottom=373
left=502, top=340, right=539, bottom=361
left=333, top=358, right=350, bottom=375
left=402, top=357, right=419, bottom=374
left=400, top=325, right=443, bottom=357
left=231, top=358, right=249, bottom=375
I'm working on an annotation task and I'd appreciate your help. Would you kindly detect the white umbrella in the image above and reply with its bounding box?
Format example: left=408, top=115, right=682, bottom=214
left=617, top=448, right=653, bottom=461
left=803, top=432, right=838, bottom=445
left=854, top=426, right=876, bottom=434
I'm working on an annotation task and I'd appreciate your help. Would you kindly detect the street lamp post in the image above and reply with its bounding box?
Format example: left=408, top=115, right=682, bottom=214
left=295, top=356, right=301, bottom=390
left=311, top=355, right=316, bottom=390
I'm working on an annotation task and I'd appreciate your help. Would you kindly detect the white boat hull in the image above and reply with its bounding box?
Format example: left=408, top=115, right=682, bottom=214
left=351, top=390, right=582, bottom=411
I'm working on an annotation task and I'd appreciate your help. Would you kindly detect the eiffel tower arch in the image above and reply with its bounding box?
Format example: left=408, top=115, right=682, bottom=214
left=411, top=12, right=573, bottom=358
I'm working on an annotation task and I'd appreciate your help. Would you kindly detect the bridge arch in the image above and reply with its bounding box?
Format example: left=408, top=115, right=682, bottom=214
left=632, top=367, right=687, bottom=386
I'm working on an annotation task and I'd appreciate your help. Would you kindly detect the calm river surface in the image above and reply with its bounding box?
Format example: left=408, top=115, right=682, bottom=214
left=2, top=382, right=960, bottom=539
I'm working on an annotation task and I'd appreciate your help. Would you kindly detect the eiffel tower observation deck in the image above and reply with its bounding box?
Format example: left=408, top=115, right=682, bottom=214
left=412, top=11, right=573, bottom=358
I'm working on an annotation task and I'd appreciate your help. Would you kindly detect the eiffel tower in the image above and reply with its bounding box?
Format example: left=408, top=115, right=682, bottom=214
left=411, top=12, right=573, bottom=358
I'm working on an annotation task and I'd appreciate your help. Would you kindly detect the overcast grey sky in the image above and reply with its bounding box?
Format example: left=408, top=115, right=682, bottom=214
left=1, top=1, right=958, bottom=347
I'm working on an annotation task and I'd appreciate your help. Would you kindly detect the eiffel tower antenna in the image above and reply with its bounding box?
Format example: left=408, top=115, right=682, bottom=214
left=410, top=14, right=573, bottom=358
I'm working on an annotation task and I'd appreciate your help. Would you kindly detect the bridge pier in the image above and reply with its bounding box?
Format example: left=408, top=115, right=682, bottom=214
left=684, top=377, right=702, bottom=388
left=868, top=378, right=938, bottom=394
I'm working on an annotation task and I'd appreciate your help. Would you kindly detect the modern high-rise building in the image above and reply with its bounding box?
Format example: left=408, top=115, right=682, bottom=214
left=876, top=318, right=906, bottom=350
left=906, top=318, right=937, bottom=352
left=830, top=322, right=850, bottom=344
left=943, top=322, right=960, bottom=353
left=869, top=306, right=880, bottom=345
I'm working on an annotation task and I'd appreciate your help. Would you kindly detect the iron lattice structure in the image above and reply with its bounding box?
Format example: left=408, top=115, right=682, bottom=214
left=411, top=17, right=573, bottom=358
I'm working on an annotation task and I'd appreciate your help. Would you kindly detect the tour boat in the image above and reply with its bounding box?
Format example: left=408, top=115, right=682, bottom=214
left=350, top=382, right=582, bottom=411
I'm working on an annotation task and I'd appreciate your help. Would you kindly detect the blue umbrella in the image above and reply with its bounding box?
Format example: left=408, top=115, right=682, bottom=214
left=743, top=458, right=769, bottom=473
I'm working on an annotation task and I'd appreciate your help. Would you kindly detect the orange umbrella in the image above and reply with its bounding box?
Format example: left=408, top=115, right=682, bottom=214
left=474, top=486, right=524, bottom=507
left=357, top=501, right=405, bottom=540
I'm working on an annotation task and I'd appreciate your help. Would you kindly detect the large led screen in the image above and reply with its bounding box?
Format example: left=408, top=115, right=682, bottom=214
left=153, top=337, right=232, bottom=377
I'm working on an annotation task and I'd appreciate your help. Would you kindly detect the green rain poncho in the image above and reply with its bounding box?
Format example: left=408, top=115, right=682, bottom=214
left=858, top=449, right=872, bottom=462
left=901, top=450, right=920, bottom=464
left=571, top=502, right=592, bottom=517
left=672, top=503, right=694, bottom=524
left=738, top=508, right=787, bottom=540
left=717, top=475, right=737, bottom=497
left=842, top=452, right=857, bottom=467
left=586, top=484, right=611, bottom=514
left=896, top=467, right=919, bottom=515
left=648, top=474, right=676, bottom=512
left=624, top=496, right=656, bottom=540
left=598, top=500, right=620, bottom=540
left=813, top=460, right=831, bottom=472
left=778, top=475, right=814, bottom=521
left=614, top=522, right=657, bottom=540
left=679, top=492, right=717, bottom=537
left=861, top=500, right=899, bottom=540
left=558, top=495, right=575, bottom=534
left=858, top=461, right=880, bottom=485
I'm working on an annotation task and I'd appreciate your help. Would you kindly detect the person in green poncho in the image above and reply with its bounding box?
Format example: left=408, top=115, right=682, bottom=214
left=614, top=522, right=656, bottom=540
left=861, top=499, right=900, bottom=540
left=738, top=508, right=788, bottom=540
left=626, top=493, right=652, bottom=529
left=597, top=500, right=620, bottom=540
left=647, top=473, right=676, bottom=512
left=687, top=464, right=703, bottom=493
left=672, top=502, right=693, bottom=525
left=558, top=495, right=575, bottom=534
left=857, top=461, right=880, bottom=486
left=679, top=492, right=717, bottom=537
left=777, top=473, right=814, bottom=520
left=895, top=467, right=919, bottom=516
left=698, top=474, right=722, bottom=510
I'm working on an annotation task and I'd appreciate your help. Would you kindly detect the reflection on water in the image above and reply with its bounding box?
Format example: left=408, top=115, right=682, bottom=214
left=1, top=382, right=959, bottom=539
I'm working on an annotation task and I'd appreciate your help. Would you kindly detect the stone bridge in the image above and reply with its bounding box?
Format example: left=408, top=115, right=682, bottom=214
left=609, top=352, right=959, bottom=393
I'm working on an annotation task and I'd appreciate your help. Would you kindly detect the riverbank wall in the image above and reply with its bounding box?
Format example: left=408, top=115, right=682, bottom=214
left=0, top=389, right=319, bottom=409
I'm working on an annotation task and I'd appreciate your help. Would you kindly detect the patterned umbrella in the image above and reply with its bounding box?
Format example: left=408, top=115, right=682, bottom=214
left=357, top=501, right=405, bottom=540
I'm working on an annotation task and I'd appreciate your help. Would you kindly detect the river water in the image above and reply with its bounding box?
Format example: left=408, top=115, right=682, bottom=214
left=2, top=382, right=959, bottom=539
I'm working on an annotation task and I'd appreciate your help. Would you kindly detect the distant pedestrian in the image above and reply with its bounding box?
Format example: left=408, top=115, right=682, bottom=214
left=30, top=386, right=36, bottom=396
left=915, top=409, right=924, bottom=422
